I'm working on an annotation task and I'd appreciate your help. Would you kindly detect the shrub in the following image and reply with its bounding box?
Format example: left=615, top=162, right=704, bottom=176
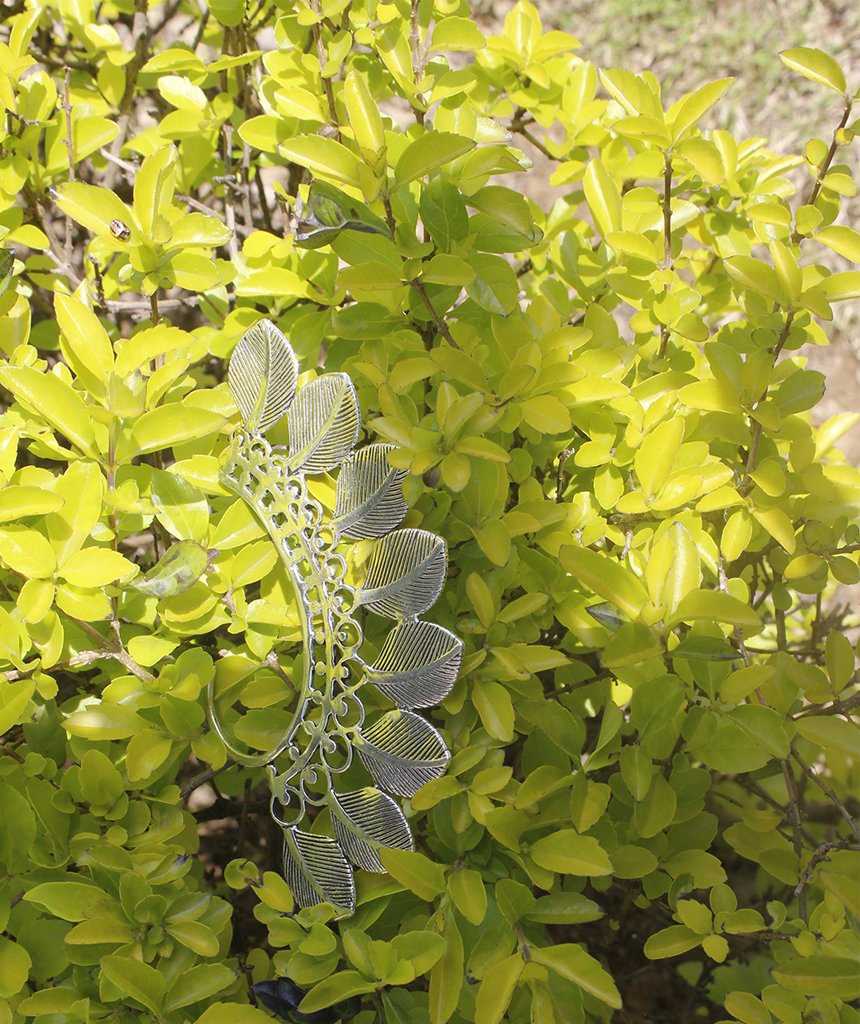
left=1, top=2, right=859, bottom=1023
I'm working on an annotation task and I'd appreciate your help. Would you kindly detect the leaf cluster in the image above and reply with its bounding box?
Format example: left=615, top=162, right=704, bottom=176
left=0, top=3, right=859, bottom=1024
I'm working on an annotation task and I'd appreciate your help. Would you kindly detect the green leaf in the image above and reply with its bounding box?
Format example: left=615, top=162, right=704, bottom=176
left=820, top=271, right=860, bottom=301
left=165, top=920, right=221, bottom=958
left=394, top=132, right=475, bottom=188
left=583, top=158, right=622, bottom=237
left=64, top=703, right=147, bottom=740
left=164, top=964, right=236, bottom=1012
left=123, top=405, right=225, bottom=459
left=55, top=293, right=114, bottom=389
left=780, top=47, right=847, bottom=95
left=529, top=831, right=613, bottom=875
left=472, top=681, right=515, bottom=742
left=134, top=145, right=178, bottom=239
left=447, top=869, right=487, bottom=925
left=531, top=943, right=622, bottom=1009
left=129, top=540, right=212, bottom=597
left=196, top=1005, right=277, bottom=1024
left=643, top=925, right=701, bottom=959
left=0, top=936, right=31, bottom=998
left=667, top=78, right=733, bottom=141
left=101, top=954, right=167, bottom=1016
left=635, top=419, right=684, bottom=499
left=429, top=914, right=464, bottom=1024
left=0, top=526, right=57, bottom=578
left=795, top=716, right=860, bottom=760
left=420, top=176, right=469, bottom=250
left=53, top=181, right=135, bottom=240
left=126, top=728, right=174, bottom=781
left=278, top=136, right=364, bottom=189
left=815, top=224, right=860, bottom=263
left=474, top=953, right=523, bottom=1024
left=464, top=254, right=518, bottom=315
left=298, top=971, right=377, bottom=1014
left=0, top=366, right=96, bottom=456
left=151, top=469, right=210, bottom=542
left=59, top=547, right=137, bottom=587
left=560, top=546, right=649, bottom=620
left=0, top=782, right=37, bottom=873
left=0, top=679, right=35, bottom=734
left=23, top=880, right=107, bottom=922
left=773, top=956, right=860, bottom=1000
left=430, top=17, right=487, bottom=51
left=668, top=589, right=762, bottom=631
left=377, top=848, right=446, bottom=902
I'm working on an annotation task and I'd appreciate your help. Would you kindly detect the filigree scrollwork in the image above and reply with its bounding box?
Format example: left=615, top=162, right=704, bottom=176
left=208, top=319, right=460, bottom=917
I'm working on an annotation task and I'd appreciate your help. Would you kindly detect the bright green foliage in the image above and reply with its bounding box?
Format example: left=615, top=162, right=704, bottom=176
left=0, top=4, right=859, bottom=1024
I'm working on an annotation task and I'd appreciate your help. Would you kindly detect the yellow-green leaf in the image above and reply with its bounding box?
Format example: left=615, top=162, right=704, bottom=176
left=780, top=47, right=847, bottom=96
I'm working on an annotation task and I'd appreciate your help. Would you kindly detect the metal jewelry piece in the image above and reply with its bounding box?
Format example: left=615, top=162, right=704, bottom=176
left=208, top=319, right=460, bottom=916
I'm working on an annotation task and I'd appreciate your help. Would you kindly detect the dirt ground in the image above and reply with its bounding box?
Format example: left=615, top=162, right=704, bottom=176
left=481, top=0, right=860, bottom=462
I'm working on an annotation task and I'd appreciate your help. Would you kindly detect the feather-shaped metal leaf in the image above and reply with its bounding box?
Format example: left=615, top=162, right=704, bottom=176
left=328, top=788, right=413, bottom=871
left=363, top=621, right=462, bottom=709
left=357, top=529, right=446, bottom=619
left=228, top=319, right=298, bottom=434
left=283, top=827, right=355, bottom=915
left=356, top=710, right=449, bottom=797
left=333, top=443, right=407, bottom=540
left=287, top=373, right=360, bottom=474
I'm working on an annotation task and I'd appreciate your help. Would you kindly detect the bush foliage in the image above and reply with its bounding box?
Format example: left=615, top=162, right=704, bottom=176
left=1, top=2, right=859, bottom=1022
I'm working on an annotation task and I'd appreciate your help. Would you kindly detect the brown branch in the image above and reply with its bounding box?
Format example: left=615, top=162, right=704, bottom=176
left=791, top=98, right=853, bottom=240
left=104, top=0, right=151, bottom=190
left=412, top=279, right=459, bottom=349
left=556, top=446, right=575, bottom=503
left=657, top=156, right=673, bottom=358
left=410, top=0, right=425, bottom=123
left=790, top=749, right=859, bottom=841
left=180, top=761, right=235, bottom=800
left=795, top=838, right=860, bottom=900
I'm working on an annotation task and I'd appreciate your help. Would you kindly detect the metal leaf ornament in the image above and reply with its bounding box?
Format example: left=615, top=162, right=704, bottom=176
left=210, top=320, right=459, bottom=917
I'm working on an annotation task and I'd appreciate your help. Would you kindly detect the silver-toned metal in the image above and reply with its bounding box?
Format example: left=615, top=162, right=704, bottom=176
left=208, top=319, right=460, bottom=917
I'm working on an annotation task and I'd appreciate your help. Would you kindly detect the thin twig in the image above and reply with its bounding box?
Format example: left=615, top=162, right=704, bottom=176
left=222, top=124, right=239, bottom=259
left=556, top=447, right=575, bottom=503
left=412, top=279, right=459, bottom=349
left=791, top=98, right=853, bottom=241
left=795, top=838, right=860, bottom=899
left=791, top=749, right=859, bottom=840
left=410, top=0, right=426, bottom=123
left=180, top=762, right=235, bottom=799
left=310, top=0, right=339, bottom=138
left=104, top=0, right=151, bottom=190
left=657, top=156, right=673, bottom=358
